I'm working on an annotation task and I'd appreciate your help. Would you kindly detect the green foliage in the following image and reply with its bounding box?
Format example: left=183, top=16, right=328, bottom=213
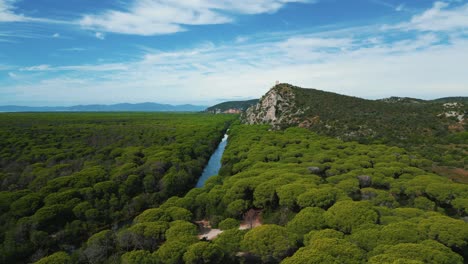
left=243, top=83, right=468, bottom=169
left=297, top=187, right=340, bottom=209
left=286, top=207, right=326, bottom=237
left=303, top=229, right=344, bottom=247
left=213, top=229, right=246, bottom=258
left=206, top=99, right=259, bottom=113
left=369, top=240, right=463, bottom=264
left=324, top=201, right=379, bottom=233
left=34, top=252, right=71, bottom=264
left=282, top=238, right=366, bottom=264
left=418, top=216, right=468, bottom=250
left=241, top=224, right=297, bottom=263
left=2, top=113, right=468, bottom=263
left=218, top=218, right=240, bottom=230
left=153, top=240, right=191, bottom=264
left=183, top=242, right=225, bottom=264
left=121, top=250, right=154, bottom=264
left=0, top=112, right=234, bottom=263
left=82, top=230, right=115, bottom=264
left=165, top=220, right=198, bottom=241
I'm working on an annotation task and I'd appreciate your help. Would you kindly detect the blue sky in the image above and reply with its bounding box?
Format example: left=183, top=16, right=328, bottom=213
left=0, top=0, right=467, bottom=106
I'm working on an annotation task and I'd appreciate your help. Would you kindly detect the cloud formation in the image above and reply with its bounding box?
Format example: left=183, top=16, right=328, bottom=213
left=78, top=0, right=312, bottom=36
left=394, top=1, right=468, bottom=31
left=0, top=0, right=25, bottom=22
left=2, top=1, right=468, bottom=106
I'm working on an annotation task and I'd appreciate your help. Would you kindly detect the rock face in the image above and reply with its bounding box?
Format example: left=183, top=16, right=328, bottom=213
left=357, top=175, right=372, bottom=188
left=307, top=166, right=322, bottom=174
left=243, top=84, right=303, bottom=128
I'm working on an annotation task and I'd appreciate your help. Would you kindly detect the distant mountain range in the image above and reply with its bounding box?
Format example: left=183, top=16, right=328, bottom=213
left=0, top=102, right=207, bottom=112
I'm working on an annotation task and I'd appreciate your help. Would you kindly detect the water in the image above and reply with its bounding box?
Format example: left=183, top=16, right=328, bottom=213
left=196, top=133, right=228, bottom=187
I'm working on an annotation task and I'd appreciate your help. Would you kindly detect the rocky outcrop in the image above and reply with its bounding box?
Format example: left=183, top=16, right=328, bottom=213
left=357, top=175, right=372, bottom=188
left=243, top=84, right=304, bottom=128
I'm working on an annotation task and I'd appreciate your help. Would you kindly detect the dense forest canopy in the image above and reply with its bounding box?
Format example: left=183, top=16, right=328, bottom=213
left=0, top=113, right=235, bottom=263
left=122, top=125, right=466, bottom=263
left=1, top=113, right=467, bottom=263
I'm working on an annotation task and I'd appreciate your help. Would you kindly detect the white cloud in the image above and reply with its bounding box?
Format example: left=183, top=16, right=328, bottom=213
left=8, top=29, right=468, bottom=104
left=235, top=36, right=249, bottom=43
left=79, top=0, right=313, bottom=36
left=7, top=71, right=18, bottom=78
left=95, top=32, right=105, bottom=40
left=20, top=64, right=51, bottom=71
left=20, top=63, right=126, bottom=72
left=0, top=0, right=26, bottom=22
left=4, top=1, right=468, bottom=105
left=52, top=33, right=60, bottom=38
left=395, top=3, right=405, bottom=12
left=395, top=1, right=468, bottom=31
left=60, top=47, right=87, bottom=52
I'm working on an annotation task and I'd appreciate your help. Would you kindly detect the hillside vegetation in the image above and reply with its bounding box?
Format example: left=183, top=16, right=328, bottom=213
left=206, top=100, right=259, bottom=114
left=78, top=125, right=468, bottom=263
left=243, top=83, right=467, bottom=170
left=0, top=113, right=235, bottom=263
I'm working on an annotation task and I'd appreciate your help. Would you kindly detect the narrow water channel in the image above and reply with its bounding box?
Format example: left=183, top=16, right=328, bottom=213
left=196, top=133, right=228, bottom=187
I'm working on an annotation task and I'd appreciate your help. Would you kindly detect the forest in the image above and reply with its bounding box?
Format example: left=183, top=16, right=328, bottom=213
left=0, top=113, right=235, bottom=263
left=0, top=113, right=467, bottom=263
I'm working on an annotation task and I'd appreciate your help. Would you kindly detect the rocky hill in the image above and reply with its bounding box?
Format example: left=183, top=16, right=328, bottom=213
left=243, top=83, right=467, bottom=169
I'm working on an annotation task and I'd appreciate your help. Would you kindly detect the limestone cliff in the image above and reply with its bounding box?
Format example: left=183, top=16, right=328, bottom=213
left=243, top=84, right=305, bottom=128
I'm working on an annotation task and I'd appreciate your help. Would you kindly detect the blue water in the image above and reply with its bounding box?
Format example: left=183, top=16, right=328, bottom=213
left=196, top=133, right=228, bottom=187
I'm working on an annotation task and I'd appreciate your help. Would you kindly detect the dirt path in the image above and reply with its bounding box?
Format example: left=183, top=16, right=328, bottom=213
left=197, top=209, right=263, bottom=240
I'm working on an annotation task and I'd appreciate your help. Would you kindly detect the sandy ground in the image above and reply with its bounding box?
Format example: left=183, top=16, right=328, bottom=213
left=197, top=210, right=263, bottom=240
left=198, top=228, right=224, bottom=240
left=239, top=217, right=262, bottom=230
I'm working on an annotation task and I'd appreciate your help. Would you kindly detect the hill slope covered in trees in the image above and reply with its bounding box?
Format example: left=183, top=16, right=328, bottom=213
left=243, top=83, right=467, bottom=170
left=206, top=100, right=259, bottom=114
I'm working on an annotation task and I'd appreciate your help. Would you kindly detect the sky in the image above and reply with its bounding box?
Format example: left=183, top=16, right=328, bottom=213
left=0, top=0, right=467, bottom=106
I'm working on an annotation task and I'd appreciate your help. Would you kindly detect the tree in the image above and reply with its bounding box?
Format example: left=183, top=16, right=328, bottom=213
left=347, top=225, right=382, bottom=251
left=324, top=201, right=378, bottom=233
left=183, top=242, right=225, bottom=264
left=82, top=230, right=115, bottom=264
left=276, top=183, right=308, bottom=209
left=121, top=250, right=154, bottom=264
left=226, top=199, right=249, bottom=218
left=282, top=238, right=366, bottom=264
left=35, top=251, right=71, bottom=264
left=153, top=240, right=191, bottom=264
left=241, top=224, right=297, bottom=263
left=134, top=208, right=171, bottom=223
left=165, top=220, right=198, bottom=241
left=418, top=216, right=468, bottom=251
left=369, top=240, right=463, bottom=264
left=126, top=221, right=170, bottom=251
left=165, top=206, right=193, bottom=221
left=286, top=207, right=326, bottom=237
left=218, top=218, right=240, bottom=230
left=10, top=193, right=42, bottom=217
left=303, top=229, right=344, bottom=247
left=213, top=229, right=246, bottom=259
left=379, top=221, right=421, bottom=245
left=297, top=187, right=339, bottom=209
